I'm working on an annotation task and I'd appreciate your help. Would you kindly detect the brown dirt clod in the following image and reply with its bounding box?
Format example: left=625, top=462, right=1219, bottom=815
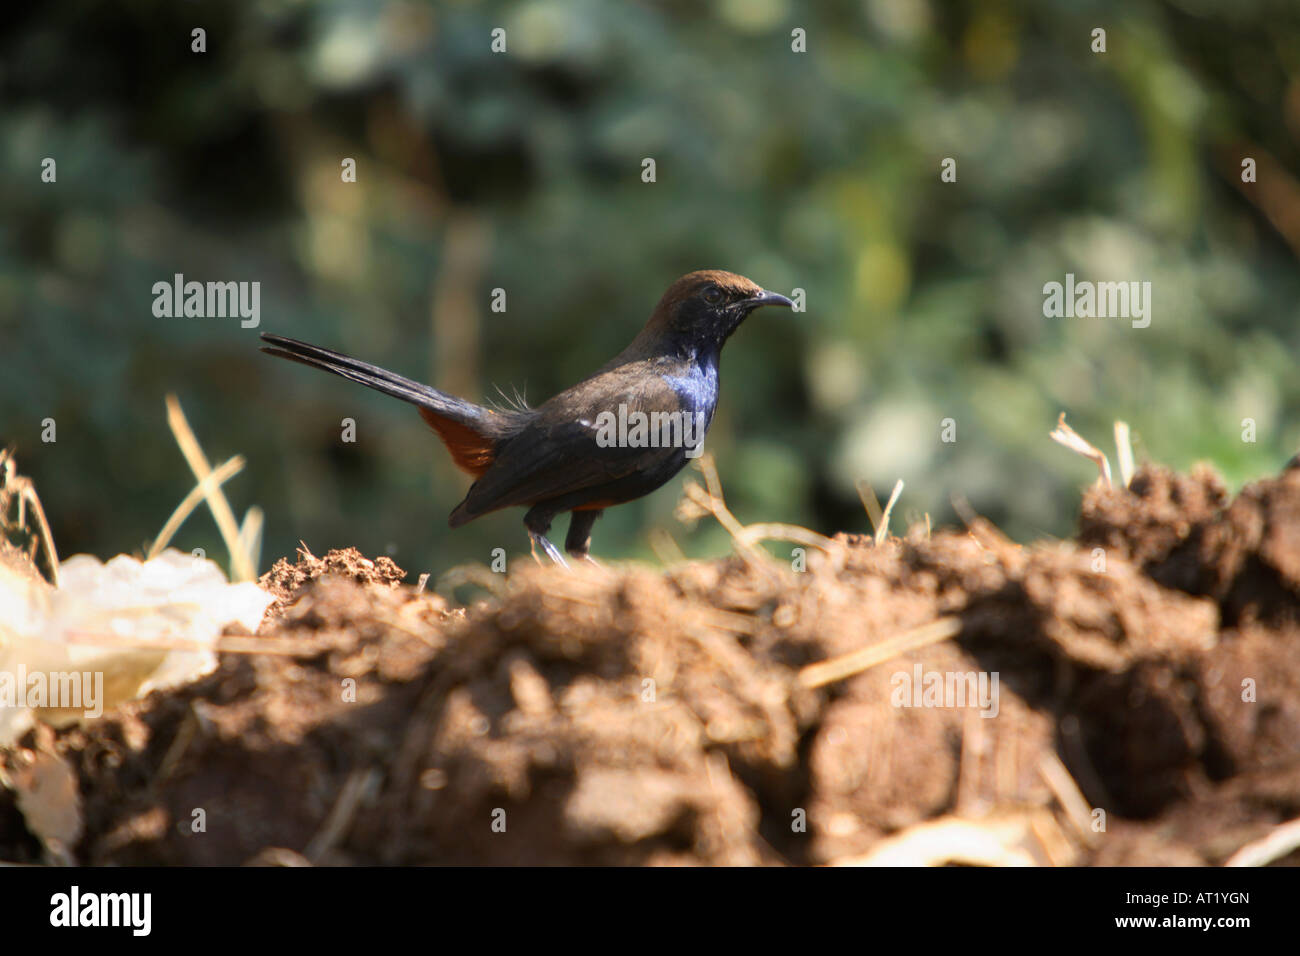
left=3, top=464, right=1299, bottom=866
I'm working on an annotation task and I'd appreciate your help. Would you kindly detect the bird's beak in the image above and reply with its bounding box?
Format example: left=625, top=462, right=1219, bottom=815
left=744, top=289, right=795, bottom=310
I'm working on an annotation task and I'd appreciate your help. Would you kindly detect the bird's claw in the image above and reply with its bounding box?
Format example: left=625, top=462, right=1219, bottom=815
left=529, top=532, right=569, bottom=568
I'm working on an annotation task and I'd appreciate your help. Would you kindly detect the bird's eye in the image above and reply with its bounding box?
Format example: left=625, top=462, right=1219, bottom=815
left=702, top=286, right=724, bottom=305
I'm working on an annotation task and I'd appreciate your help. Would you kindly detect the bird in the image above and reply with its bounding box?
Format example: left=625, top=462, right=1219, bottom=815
left=260, top=270, right=793, bottom=566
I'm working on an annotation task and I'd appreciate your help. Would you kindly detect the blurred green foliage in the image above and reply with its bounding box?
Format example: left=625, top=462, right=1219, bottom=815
left=3, top=0, right=1300, bottom=577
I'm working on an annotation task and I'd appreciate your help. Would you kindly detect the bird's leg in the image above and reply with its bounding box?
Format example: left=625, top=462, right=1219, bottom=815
left=529, top=532, right=568, bottom=568
left=524, top=505, right=569, bottom=568
left=565, top=509, right=603, bottom=565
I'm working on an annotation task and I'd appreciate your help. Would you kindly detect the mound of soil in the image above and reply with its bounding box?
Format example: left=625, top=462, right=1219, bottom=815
left=2, top=464, right=1298, bottom=865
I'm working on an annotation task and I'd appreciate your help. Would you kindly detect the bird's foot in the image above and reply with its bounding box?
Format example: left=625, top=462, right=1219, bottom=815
left=530, top=532, right=569, bottom=568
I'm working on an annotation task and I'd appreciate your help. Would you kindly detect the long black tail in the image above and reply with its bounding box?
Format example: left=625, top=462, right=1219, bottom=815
left=259, top=333, right=490, bottom=428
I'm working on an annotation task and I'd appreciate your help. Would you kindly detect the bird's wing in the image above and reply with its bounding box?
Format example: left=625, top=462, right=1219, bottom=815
left=451, top=366, right=703, bottom=521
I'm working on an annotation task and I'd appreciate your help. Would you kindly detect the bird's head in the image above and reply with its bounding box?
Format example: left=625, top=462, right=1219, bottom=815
left=647, top=270, right=794, bottom=353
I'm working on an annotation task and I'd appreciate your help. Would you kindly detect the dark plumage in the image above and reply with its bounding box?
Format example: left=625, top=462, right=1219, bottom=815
left=260, top=270, right=792, bottom=565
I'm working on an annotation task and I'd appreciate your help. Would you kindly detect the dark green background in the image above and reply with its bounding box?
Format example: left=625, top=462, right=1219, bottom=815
left=2, top=0, right=1299, bottom=579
